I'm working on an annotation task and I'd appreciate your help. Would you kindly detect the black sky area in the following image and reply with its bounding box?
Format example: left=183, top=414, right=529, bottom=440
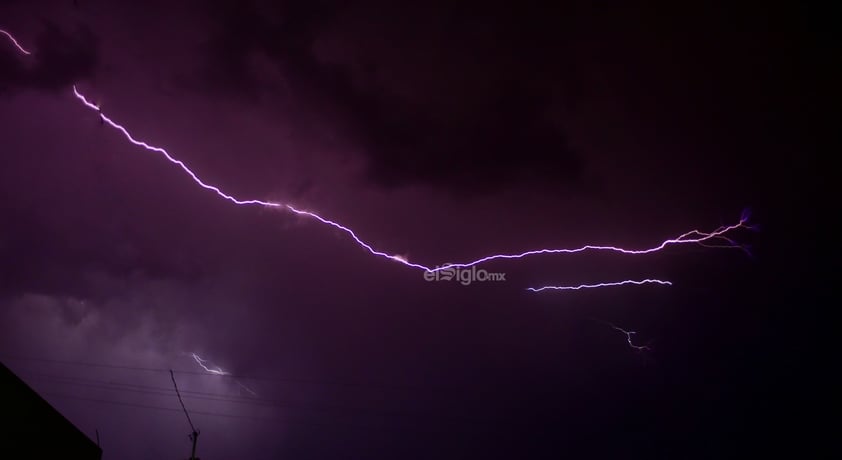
left=0, top=1, right=836, bottom=459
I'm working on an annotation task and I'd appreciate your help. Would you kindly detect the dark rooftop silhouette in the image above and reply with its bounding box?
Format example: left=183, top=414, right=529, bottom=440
left=1, top=361, right=102, bottom=460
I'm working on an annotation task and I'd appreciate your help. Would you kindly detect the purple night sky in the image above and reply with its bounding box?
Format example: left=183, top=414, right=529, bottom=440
left=0, top=1, right=834, bottom=458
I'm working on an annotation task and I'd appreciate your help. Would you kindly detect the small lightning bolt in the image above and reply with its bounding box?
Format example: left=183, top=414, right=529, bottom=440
left=236, top=381, right=258, bottom=397
left=609, top=324, right=651, bottom=352
left=190, top=353, right=229, bottom=375
left=189, top=352, right=258, bottom=396
left=527, top=279, right=673, bottom=292
left=590, top=318, right=653, bottom=352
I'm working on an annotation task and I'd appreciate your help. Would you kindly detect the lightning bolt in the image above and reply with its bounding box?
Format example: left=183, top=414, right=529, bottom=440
left=0, top=28, right=31, bottom=55
left=190, top=353, right=229, bottom=376
left=189, top=352, right=258, bottom=396
left=70, top=84, right=753, bottom=272
left=236, top=381, right=258, bottom=397
left=609, top=324, right=651, bottom=352
left=527, top=279, right=673, bottom=292
left=2, top=28, right=754, bottom=290
left=588, top=318, right=653, bottom=351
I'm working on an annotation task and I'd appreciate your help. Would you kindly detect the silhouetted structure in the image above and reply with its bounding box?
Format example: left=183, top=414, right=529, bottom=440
left=0, top=361, right=102, bottom=459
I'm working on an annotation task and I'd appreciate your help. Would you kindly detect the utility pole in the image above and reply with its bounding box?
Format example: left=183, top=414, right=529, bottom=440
left=170, top=370, right=200, bottom=460
left=189, top=430, right=199, bottom=460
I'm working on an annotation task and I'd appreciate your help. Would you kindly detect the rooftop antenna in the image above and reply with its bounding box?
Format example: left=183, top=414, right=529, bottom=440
left=170, top=370, right=200, bottom=460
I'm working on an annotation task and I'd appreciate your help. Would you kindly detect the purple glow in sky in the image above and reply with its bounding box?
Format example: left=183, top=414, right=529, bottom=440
left=2, top=3, right=827, bottom=458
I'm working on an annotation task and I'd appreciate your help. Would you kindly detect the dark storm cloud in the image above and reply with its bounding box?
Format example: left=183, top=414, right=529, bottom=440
left=0, top=22, right=99, bottom=93
left=190, top=1, right=582, bottom=193
left=2, top=1, right=834, bottom=457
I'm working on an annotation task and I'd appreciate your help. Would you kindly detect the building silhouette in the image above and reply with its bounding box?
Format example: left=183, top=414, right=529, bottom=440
left=1, top=361, right=102, bottom=459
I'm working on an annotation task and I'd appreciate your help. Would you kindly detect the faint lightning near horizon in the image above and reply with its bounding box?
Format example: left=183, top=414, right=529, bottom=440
left=190, top=353, right=258, bottom=396
left=2, top=28, right=754, bottom=291
left=190, top=353, right=229, bottom=376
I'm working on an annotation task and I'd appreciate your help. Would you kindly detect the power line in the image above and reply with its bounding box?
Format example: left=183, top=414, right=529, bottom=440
left=42, top=391, right=483, bottom=433
left=5, top=357, right=497, bottom=427
left=24, top=371, right=492, bottom=425
left=2, top=355, right=460, bottom=392
left=27, top=373, right=292, bottom=410
left=22, top=371, right=256, bottom=400
left=43, top=391, right=286, bottom=423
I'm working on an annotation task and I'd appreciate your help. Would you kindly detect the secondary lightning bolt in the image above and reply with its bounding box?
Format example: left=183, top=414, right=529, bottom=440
left=610, top=324, right=651, bottom=352
left=191, top=353, right=229, bottom=375
left=589, top=318, right=653, bottom=351
left=527, top=279, right=673, bottom=292
left=190, top=352, right=258, bottom=396
left=3, top=28, right=753, bottom=287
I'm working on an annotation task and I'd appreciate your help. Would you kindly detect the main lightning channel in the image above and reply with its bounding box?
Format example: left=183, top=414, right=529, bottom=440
left=71, top=85, right=751, bottom=272
left=3, top=28, right=752, bottom=281
left=0, top=28, right=31, bottom=55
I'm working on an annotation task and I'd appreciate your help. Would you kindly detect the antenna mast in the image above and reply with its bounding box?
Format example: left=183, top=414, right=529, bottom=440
left=170, top=370, right=200, bottom=460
